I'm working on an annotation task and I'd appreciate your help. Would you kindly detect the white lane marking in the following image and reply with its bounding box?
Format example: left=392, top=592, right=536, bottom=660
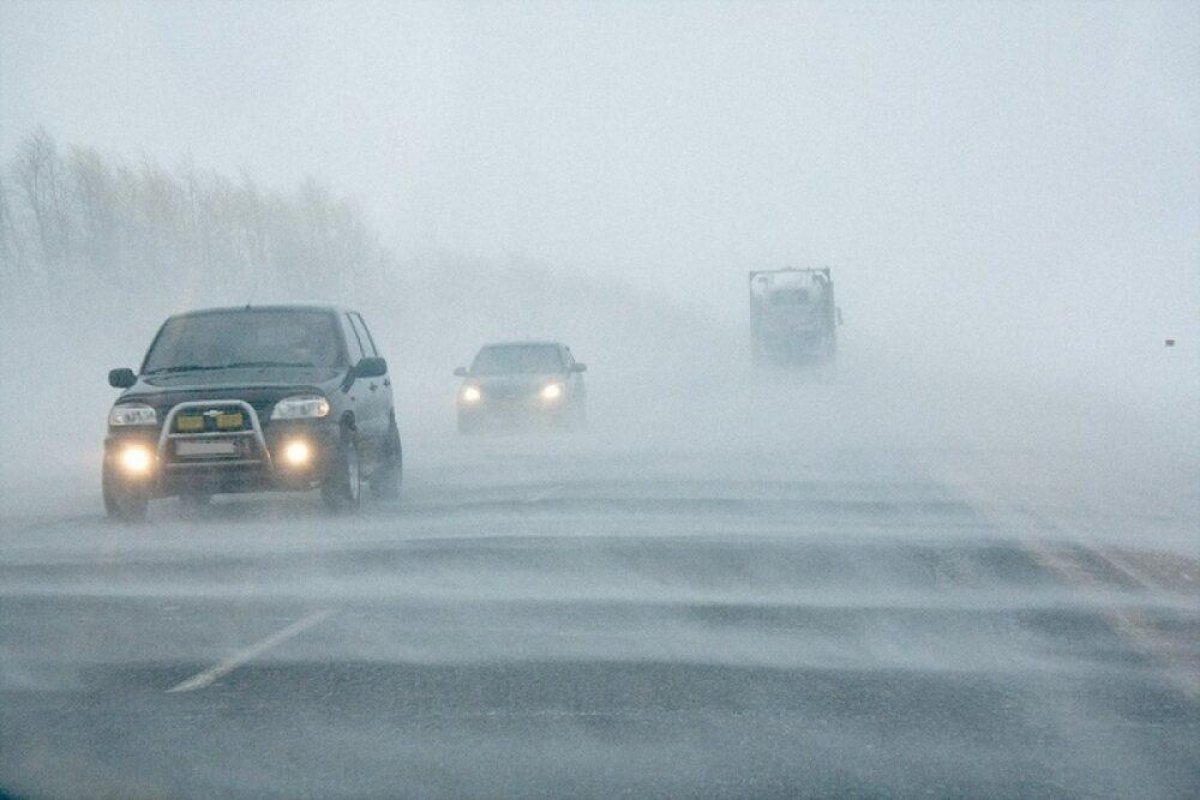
left=166, top=609, right=334, bottom=693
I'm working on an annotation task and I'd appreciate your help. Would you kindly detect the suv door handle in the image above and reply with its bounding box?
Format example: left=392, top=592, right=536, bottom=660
left=368, top=383, right=378, bottom=391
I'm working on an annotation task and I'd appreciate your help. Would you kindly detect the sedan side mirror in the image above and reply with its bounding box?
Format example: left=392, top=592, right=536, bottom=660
left=571, top=363, right=587, bottom=373
left=453, top=367, right=468, bottom=377
left=355, top=356, right=388, bottom=379
left=109, top=368, right=136, bottom=388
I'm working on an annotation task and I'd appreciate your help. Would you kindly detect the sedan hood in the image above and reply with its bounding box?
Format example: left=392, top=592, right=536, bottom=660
left=470, top=373, right=562, bottom=396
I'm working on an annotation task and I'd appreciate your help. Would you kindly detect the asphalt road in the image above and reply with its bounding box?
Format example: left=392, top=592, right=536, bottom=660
left=2, top=420, right=1198, bottom=799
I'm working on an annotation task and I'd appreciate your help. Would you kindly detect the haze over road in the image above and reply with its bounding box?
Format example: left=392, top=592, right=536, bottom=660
left=3, top=374, right=1196, bottom=799
left=1, top=2, right=1196, bottom=796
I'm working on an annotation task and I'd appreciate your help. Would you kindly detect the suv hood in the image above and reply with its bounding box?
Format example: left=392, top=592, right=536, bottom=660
left=118, top=373, right=342, bottom=420
left=139, top=365, right=342, bottom=389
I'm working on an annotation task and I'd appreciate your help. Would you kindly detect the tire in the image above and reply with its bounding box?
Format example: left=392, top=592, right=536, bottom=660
left=369, top=418, right=402, bottom=500
left=321, top=431, right=362, bottom=513
left=103, top=464, right=148, bottom=522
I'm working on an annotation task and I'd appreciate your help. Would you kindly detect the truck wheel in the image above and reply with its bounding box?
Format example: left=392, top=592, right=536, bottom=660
left=369, top=419, right=402, bottom=500
left=103, top=465, right=148, bottom=522
left=321, top=432, right=361, bottom=513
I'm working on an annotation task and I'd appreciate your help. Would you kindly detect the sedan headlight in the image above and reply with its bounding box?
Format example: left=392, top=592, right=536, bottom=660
left=271, top=395, right=331, bottom=420
left=541, top=382, right=564, bottom=401
left=108, top=403, right=157, bottom=426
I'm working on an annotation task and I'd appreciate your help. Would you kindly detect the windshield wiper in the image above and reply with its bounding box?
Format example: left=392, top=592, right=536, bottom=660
left=145, top=361, right=316, bottom=375
left=216, top=360, right=317, bottom=369
left=144, top=364, right=229, bottom=375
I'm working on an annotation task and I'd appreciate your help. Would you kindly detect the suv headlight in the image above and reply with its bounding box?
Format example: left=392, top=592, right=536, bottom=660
left=541, top=382, right=564, bottom=401
left=108, top=403, right=157, bottom=426
left=271, top=395, right=331, bottom=420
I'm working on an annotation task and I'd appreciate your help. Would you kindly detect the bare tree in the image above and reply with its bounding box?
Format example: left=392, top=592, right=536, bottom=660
left=2, top=130, right=398, bottom=308
left=12, top=128, right=71, bottom=287
left=67, top=146, right=119, bottom=285
left=0, top=175, right=24, bottom=286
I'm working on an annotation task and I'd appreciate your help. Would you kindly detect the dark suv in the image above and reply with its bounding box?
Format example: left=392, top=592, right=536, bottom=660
left=103, top=305, right=402, bottom=520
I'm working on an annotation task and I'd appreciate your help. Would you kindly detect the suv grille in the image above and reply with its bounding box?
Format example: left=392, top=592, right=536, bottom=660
left=173, top=404, right=253, bottom=433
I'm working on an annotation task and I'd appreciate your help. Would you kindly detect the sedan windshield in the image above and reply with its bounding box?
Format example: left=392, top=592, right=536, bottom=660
left=142, top=310, right=344, bottom=373
left=471, top=345, right=564, bottom=375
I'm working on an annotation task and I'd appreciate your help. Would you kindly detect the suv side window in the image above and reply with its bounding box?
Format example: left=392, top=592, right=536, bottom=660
left=340, top=313, right=364, bottom=363
left=349, top=312, right=378, bottom=358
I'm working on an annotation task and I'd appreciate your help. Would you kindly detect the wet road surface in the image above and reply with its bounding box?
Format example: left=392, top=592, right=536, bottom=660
left=2, top=435, right=1198, bottom=798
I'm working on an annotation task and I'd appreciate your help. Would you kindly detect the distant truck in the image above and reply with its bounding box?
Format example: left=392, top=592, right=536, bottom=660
left=749, top=268, right=840, bottom=367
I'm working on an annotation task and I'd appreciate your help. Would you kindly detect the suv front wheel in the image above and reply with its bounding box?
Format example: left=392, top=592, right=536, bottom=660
left=321, top=431, right=362, bottom=513
left=368, top=417, right=402, bottom=500
left=102, top=464, right=149, bottom=521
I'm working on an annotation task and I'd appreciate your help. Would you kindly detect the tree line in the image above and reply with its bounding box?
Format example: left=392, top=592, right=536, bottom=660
left=0, top=129, right=393, bottom=309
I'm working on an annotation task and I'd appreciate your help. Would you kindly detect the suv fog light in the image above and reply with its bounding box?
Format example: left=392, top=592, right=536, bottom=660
left=119, top=444, right=154, bottom=475
left=282, top=439, right=312, bottom=467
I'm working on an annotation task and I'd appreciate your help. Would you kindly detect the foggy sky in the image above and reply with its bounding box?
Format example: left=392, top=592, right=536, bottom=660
left=3, top=1, right=1197, bottom=371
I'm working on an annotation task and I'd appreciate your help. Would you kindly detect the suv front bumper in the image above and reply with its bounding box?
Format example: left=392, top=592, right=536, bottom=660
left=104, top=400, right=342, bottom=498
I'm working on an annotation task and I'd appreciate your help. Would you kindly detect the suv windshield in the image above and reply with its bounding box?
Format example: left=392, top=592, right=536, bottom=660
left=142, top=310, right=344, bottom=373
left=471, top=345, right=563, bottom=375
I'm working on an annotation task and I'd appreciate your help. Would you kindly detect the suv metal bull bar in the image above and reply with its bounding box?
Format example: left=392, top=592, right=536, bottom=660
left=157, top=399, right=273, bottom=469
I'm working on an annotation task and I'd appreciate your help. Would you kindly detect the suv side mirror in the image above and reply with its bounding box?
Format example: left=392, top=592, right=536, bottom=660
left=571, top=363, right=587, bottom=373
left=453, top=367, right=468, bottom=377
left=109, top=368, right=136, bottom=388
left=355, top=357, right=388, bottom=379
